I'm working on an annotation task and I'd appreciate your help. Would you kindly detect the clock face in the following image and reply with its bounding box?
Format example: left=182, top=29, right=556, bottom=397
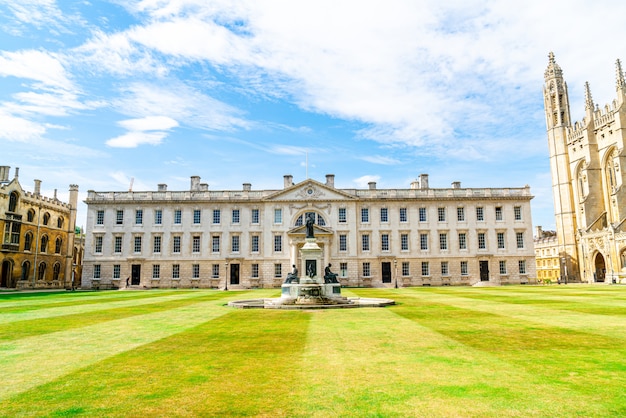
left=307, top=188, right=313, bottom=195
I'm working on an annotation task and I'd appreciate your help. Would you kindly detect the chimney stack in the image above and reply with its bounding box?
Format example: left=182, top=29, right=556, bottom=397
left=158, top=184, right=167, bottom=191
left=34, top=179, right=42, bottom=196
left=419, top=174, right=429, bottom=189
left=368, top=181, right=377, bottom=190
left=190, top=176, right=200, bottom=191
left=284, top=175, right=293, bottom=188
left=0, top=166, right=9, bottom=183
left=243, top=183, right=251, bottom=191
left=451, top=181, right=461, bottom=189
left=325, top=174, right=335, bottom=188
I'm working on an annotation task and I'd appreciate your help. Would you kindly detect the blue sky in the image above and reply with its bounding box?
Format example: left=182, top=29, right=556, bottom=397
left=3, top=0, right=626, bottom=230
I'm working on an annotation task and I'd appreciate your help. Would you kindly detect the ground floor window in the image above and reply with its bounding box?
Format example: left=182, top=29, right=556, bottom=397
left=362, top=262, right=371, bottom=277
left=274, top=263, right=282, bottom=278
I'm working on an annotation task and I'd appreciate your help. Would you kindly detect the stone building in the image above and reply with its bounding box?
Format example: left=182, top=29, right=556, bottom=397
left=544, top=52, right=626, bottom=283
left=82, top=173, right=536, bottom=289
left=533, top=226, right=560, bottom=283
left=0, top=166, right=79, bottom=289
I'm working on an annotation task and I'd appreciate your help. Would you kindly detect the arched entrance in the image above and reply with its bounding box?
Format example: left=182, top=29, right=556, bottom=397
left=594, top=253, right=606, bottom=282
left=1, top=260, right=15, bottom=288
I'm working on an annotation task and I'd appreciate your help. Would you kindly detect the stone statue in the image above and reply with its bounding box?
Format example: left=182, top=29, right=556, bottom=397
left=305, top=213, right=315, bottom=238
left=284, top=264, right=299, bottom=284
left=324, top=263, right=339, bottom=283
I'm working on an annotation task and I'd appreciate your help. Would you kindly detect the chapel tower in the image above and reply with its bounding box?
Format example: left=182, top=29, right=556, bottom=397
left=543, top=52, right=579, bottom=281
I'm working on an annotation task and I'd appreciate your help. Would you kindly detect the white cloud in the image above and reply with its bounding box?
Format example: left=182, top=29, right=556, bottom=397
left=114, top=82, right=249, bottom=131
left=0, top=110, right=46, bottom=141
left=106, top=131, right=168, bottom=148
left=353, top=174, right=381, bottom=188
left=0, top=49, right=73, bottom=90
left=359, top=155, right=402, bottom=165
left=118, top=116, right=179, bottom=131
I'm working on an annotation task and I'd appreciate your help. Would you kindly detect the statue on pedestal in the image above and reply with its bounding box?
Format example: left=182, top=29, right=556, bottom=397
left=284, top=265, right=299, bottom=284
left=305, top=213, right=315, bottom=238
left=324, top=263, right=339, bottom=283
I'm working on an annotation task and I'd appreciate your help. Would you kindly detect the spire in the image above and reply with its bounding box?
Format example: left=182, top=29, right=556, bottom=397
left=544, top=51, right=563, bottom=81
left=616, top=59, right=626, bottom=91
left=584, top=81, right=594, bottom=111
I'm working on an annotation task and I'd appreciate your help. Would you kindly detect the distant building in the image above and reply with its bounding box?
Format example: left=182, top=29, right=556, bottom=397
left=82, top=173, right=536, bottom=289
left=544, top=53, right=626, bottom=283
left=533, top=226, right=560, bottom=283
left=0, top=166, right=79, bottom=289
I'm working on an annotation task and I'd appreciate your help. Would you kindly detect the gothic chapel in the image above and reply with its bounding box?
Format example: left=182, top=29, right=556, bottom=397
left=544, top=52, right=626, bottom=283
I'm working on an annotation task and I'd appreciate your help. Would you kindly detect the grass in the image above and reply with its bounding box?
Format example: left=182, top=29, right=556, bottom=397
left=0, top=285, right=624, bottom=417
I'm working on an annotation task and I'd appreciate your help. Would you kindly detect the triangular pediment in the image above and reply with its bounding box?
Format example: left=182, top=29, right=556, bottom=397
left=264, top=179, right=356, bottom=201
left=288, top=224, right=334, bottom=235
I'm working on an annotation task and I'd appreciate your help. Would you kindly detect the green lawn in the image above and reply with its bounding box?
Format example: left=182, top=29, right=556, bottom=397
left=0, top=286, right=625, bottom=417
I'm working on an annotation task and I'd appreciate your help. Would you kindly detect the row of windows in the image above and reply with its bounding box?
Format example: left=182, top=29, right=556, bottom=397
left=97, top=208, right=284, bottom=226
left=2, top=226, right=64, bottom=253
left=355, top=231, right=525, bottom=252
left=93, top=230, right=526, bottom=255
left=360, top=260, right=527, bottom=277
left=94, top=234, right=283, bottom=254
left=16, top=260, right=63, bottom=281
left=92, top=259, right=528, bottom=280
left=92, top=263, right=282, bottom=280
left=360, top=206, right=523, bottom=223
left=95, top=205, right=524, bottom=227
left=7, top=192, right=66, bottom=228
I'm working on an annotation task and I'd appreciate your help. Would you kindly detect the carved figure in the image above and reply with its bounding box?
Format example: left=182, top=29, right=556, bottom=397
left=324, top=263, right=339, bottom=283
left=305, top=213, right=315, bottom=238
left=284, top=265, right=299, bottom=284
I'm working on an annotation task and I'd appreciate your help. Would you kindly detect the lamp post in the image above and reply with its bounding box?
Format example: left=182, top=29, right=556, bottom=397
left=394, top=259, right=398, bottom=289
left=224, top=262, right=229, bottom=291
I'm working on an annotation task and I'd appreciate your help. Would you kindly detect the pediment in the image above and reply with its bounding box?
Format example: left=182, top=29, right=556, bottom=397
left=264, top=179, right=356, bottom=201
left=288, top=224, right=334, bottom=235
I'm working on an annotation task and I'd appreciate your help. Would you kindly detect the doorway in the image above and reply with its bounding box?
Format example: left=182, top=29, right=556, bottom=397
left=230, top=263, right=240, bottom=285
left=131, top=264, right=141, bottom=285
left=382, top=262, right=392, bottom=283
left=1, top=260, right=13, bottom=288
left=479, top=261, right=489, bottom=281
left=594, top=253, right=606, bottom=282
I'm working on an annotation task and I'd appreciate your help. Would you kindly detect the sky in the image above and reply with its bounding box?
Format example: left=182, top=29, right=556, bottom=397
left=3, top=0, right=626, bottom=232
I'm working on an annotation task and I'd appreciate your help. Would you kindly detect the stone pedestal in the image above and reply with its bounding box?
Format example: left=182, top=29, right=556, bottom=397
left=277, top=237, right=343, bottom=305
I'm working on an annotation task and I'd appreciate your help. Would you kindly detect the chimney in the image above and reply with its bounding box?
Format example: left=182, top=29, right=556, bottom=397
left=535, top=226, right=543, bottom=238
left=368, top=181, right=377, bottom=190
left=14, top=167, right=19, bottom=180
left=54, top=189, right=58, bottom=200
left=419, top=174, right=429, bottom=189
left=199, top=183, right=209, bottom=191
left=451, top=181, right=461, bottom=189
left=0, top=166, right=9, bottom=183
left=190, top=176, right=200, bottom=191
left=34, top=179, right=42, bottom=196
left=284, top=175, right=293, bottom=188
left=325, top=174, right=335, bottom=188
left=243, top=183, right=251, bottom=191
left=410, top=179, right=420, bottom=189
left=158, top=183, right=167, bottom=191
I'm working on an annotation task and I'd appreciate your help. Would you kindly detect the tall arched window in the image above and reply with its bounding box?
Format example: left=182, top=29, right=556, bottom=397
left=57, top=217, right=64, bottom=228
left=294, top=212, right=326, bottom=227
left=55, top=237, right=62, bottom=254
left=21, top=261, right=31, bottom=281
left=43, top=212, right=50, bottom=225
left=27, top=209, right=35, bottom=222
left=53, top=263, right=61, bottom=281
left=605, top=150, right=618, bottom=194
left=24, top=232, right=33, bottom=251
left=41, top=235, right=48, bottom=253
left=38, top=262, right=46, bottom=281
left=9, top=191, right=18, bottom=212
left=576, top=163, right=587, bottom=201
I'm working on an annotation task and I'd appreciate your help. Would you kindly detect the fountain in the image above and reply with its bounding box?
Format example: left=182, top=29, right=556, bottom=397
left=228, top=214, right=395, bottom=309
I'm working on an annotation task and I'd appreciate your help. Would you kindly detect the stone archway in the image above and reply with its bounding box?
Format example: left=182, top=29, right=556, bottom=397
left=594, top=253, right=606, bottom=282
left=1, top=260, right=14, bottom=288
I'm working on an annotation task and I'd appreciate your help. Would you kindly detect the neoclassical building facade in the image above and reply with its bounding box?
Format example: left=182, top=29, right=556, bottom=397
left=544, top=53, right=626, bottom=283
left=82, top=173, right=536, bottom=289
left=0, top=166, right=80, bottom=289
